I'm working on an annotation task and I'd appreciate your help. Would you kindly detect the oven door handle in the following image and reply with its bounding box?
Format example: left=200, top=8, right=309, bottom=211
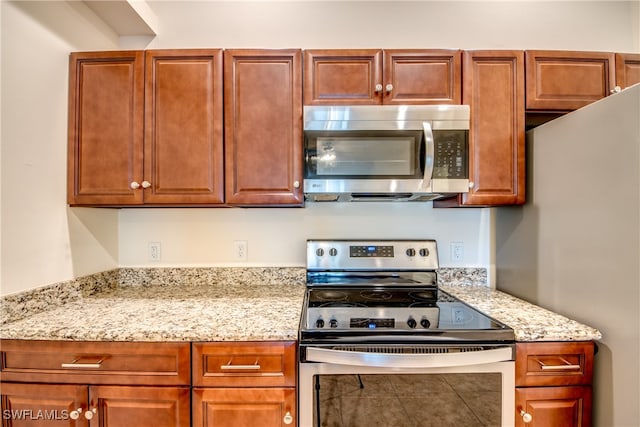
left=421, top=121, right=434, bottom=191
left=306, top=346, right=513, bottom=368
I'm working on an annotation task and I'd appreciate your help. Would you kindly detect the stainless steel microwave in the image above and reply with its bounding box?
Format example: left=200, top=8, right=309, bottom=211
left=303, top=105, right=470, bottom=202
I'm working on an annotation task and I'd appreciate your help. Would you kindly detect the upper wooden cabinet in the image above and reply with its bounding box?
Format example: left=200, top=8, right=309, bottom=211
left=525, top=50, right=616, bottom=111
left=303, top=49, right=461, bottom=105
left=68, top=49, right=224, bottom=206
left=144, top=49, right=224, bottom=204
left=224, top=49, right=304, bottom=206
left=68, top=50, right=145, bottom=205
left=437, top=50, right=525, bottom=207
left=615, top=53, right=640, bottom=89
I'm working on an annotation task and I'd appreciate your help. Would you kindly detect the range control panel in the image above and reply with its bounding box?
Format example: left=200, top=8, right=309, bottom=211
left=307, top=240, right=439, bottom=271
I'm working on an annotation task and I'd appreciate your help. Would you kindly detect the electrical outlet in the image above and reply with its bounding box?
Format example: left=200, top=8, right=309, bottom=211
left=148, top=242, right=161, bottom=262
left=233, top=240, right=248, bottom=262
left=450, top=241, right=464, bottom=262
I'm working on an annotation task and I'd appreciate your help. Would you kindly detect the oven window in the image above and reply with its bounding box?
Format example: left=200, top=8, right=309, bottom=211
left=314, top=373, right=502, bottom=426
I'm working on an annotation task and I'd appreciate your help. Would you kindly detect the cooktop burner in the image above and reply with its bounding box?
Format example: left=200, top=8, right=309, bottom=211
left=307, top=287, right=441, bottom=308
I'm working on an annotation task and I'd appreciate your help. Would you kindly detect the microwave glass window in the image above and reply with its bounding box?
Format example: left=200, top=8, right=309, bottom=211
left=316, top=137, right=414, bottom=176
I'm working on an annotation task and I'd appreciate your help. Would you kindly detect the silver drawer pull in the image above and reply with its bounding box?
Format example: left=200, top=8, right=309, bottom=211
left=536, top=357, right=581, bottom=371
left=220, top=360, right=261, bottom=370
left=61, top=358, right=103, bottom=369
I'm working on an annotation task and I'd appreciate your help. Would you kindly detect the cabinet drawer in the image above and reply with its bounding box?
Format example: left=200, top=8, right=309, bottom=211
left=193, top=341, right=296, bottom=387
left=0, top=340, right=191, bottom=386
left=516, top=342, right=594, bottom=387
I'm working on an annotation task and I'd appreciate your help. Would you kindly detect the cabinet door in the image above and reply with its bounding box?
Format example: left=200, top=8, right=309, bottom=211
left=437, top=50, right=525, bottom=207
left=1, top=382, right=87, bottom=426
left=304, top=49, right=383, bottom=105
left=383, top=49, right=461, bottom=105
left=516, top=386, right=592, bottom=427
left=192, top=388, right=296, bottom=427
left=224, top=49, right=303, bottom=205
left=89, top=386, right=189, bottom=427
left=525, top=50, right=615, bottom=111
left=144, top=50, right=224, bottom=204
left=615, top=53, right=640, bottom=89
left=67, top=51, right=144, bottom=205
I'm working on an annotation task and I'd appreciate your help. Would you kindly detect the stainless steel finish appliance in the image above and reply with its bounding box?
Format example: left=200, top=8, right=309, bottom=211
left=303, top=105, right=470, bottom=202
left=298, top=239, right=515, bottom=427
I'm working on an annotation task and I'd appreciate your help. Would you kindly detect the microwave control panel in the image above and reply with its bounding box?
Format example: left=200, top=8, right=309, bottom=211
left=433, top=130, right=468, bottom=179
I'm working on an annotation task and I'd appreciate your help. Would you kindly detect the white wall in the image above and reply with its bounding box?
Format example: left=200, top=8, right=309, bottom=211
left=2, top=1, right=639, bottom=297
left=0, top=1, right=122, bottom=295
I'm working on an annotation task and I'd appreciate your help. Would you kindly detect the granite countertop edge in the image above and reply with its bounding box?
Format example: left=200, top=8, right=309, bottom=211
left=0, top=267, right=602, bottom=343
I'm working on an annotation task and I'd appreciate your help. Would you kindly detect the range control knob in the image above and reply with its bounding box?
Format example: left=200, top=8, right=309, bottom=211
left=329, top=248, right=338, bottom=256
left=419, top=248, right=430, bottom=257
left=420, top=318, right=431, bottom=329
left=406, top=248, right=416, bottom=257
left=329, top=319, right=338, bottom=328
left=315, top=319, right=325, bottom=328
left=316, top=248, right=325, bottom=257
left=407, top=318, right=417, bottom=328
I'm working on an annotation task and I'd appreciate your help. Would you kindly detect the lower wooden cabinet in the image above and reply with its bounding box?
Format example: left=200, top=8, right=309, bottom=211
left=191, top=341, right=297, bottom=427
left=192, top=388, right=296, bottom=427
left=516, top=385, right=592, bottom=427
left=1, top=383, right=190, bottom=427
left=0, top=340, right=191, bottom=427
left=515, top=341, right=595, bottom=427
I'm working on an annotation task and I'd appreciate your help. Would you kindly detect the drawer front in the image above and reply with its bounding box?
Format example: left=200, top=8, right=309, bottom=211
left=0, top=340, right=191, bottom=386
left=193, top=341, right=296, bottom=387
left=516, top=342, right=594, bottom=387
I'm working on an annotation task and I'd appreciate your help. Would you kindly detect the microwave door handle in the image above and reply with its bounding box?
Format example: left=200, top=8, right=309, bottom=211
left=422, top=121, right=434, bottom=190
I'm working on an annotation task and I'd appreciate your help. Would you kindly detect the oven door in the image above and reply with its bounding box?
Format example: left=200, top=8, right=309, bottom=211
left=299, top=344, right=515, bottom=427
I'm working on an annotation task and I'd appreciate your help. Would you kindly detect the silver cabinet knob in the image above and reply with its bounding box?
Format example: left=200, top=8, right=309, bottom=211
left=468, top=181, right=475, bottom=189
left=611, top=86, right=622, bottom=94
left=141, top=180, right=151, bottom=189
left=385, top=83, right=393, bottom=92
left=69, top=408, right=82, bottom=420
left=293, top=180, right=300, bottom=189
left=375, top=84, right=383, bottom=92
left=84, top=408, right=97, bottom=420
left=520, top=410, right=533, bottom=423
left=130, top=181, right=141, bottom=190
left=283, top=411, right=294, bottom=425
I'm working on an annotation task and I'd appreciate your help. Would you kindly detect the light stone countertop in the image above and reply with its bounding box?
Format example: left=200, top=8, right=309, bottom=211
left=0, top=268, right=602, bottom=342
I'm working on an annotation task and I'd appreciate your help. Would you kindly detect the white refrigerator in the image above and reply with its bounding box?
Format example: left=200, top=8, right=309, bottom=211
left=495, top=84, right=640, bottom=427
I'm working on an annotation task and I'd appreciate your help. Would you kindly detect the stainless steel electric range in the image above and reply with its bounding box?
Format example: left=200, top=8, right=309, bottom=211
left=298, top=239, right=516, bottom=427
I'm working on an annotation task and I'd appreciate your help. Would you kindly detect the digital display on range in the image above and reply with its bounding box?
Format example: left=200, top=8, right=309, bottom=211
left=350, top=318, right=395, bottom=328
left=349, top=245, right=394, bottom=257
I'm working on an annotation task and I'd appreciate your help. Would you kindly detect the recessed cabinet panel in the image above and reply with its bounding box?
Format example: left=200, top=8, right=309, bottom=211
left=615, top=53, right=640, bottom=89
left=91, top=385, right=190, bottom=427
left=384, top=49, right=461, bottom=104
left=67, top=51, right=145, bottom=205
left=304, top=49, right=382, bottom=105
left=526, top=50, right=615, bottom=110
left=144, top=50, right=224, bottom=204
left=193, top=388, right=296, bottom=427
left=516, top=386, right=592, bottom=427
left=224, top=49, right=303, bottom=205
left=435, top=50, right=525, bottom=207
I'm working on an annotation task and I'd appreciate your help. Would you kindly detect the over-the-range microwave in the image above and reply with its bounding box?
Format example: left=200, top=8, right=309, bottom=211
left=303, top=105, right=470, bottom=202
